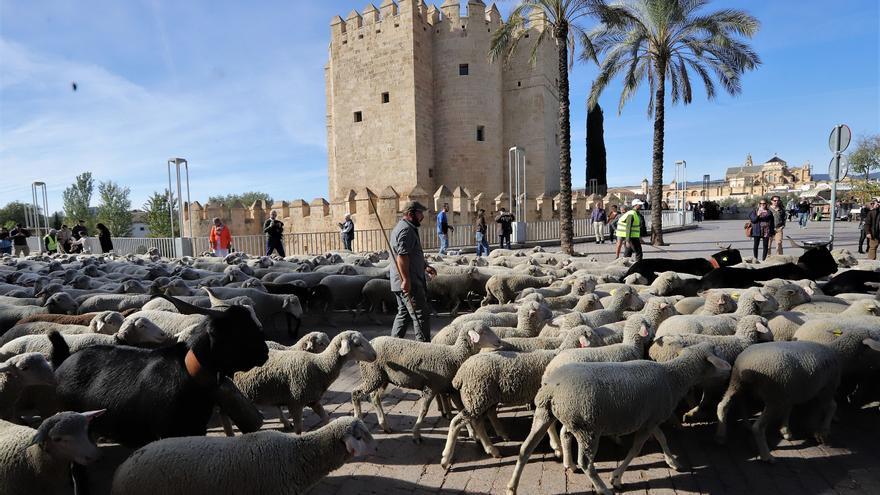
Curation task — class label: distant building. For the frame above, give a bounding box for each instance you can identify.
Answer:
[131,210,150,237]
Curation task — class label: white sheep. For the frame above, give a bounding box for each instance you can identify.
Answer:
[233,331,375,434]
[506,343,730,495]
[110,417,376,495]
[352,323,501,441]
[0,353,56,421]
[767,300,880,341]
[656,288,777,337]
[0,410,104,495]
[0,311,125,345]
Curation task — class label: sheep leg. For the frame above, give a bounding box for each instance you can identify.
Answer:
[505,405,554,495]
[447,394,477,439]
[471,414,501,458]
[715,384,739,444]
[277,406,295,431]
[371,387,392,433]
[435,394,451,418]
[815,397,837,445]
[440,412,469,470]
[560,425,574,469]
[310,402,330,426]
[779,410,794,440]
[653,427,685,471]
[610,427,653,490]
[572,430,608,495]
[219,413,235,437]
[546,420,563,459]
[486,407,510,442]
[751,403,785,463]
[412,389,436,443]
[289,403,305,435]
[449,298,461,317]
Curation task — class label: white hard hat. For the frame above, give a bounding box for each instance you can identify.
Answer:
[631,199,644,207]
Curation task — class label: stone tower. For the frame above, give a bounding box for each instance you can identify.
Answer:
[325,0,560,206]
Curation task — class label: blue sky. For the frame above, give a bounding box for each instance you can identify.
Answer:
[1,0,878,214]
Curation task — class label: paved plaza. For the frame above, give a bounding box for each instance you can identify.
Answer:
[86,219,879,495]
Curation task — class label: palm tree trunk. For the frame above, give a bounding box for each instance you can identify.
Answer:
[556,21,573,255]
[650,60,667,246]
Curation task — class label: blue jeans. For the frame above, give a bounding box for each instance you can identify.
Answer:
[438,233,448,254]
[476,232,490,256]
[798,212,808,227]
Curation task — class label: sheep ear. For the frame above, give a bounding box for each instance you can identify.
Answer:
[0,362,16,375]
[752,292,766,302]
[338,339,351,356]
[467,330,480,343]
[578,336,590,348]
[659,303,668,309]
[706,355,731,371]
[863,338,880,352]
[804,287,814,296]
[756,322,770,333]
[95,318,106,333]
[81,409,106,422]
[638,324,650,338]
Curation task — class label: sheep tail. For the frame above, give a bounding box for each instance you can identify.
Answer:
[48,330,70,369]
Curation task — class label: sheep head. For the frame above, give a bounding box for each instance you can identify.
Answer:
[30,411,105,466]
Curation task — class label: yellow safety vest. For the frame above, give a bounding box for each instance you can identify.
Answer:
[615,210,641,238]
[44,235,58,251]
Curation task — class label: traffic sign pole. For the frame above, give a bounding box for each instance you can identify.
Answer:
[827,124,852,250]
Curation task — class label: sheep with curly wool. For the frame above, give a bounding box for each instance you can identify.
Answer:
[761,283,813,310]
[587,298,680,344]
[793,318,880,376]
[440,327,595,468]
[0,317,170,361]
[0,311,125,345]
[540,278,597,310]
[233,331,375,434]
[352,323,501,441]
[551,286,643,331]
[0,353,56,422]
[674,291,737,316]
[433,301,551,344]
[0,410,104,495]
[767,299,880,341]
[265,331,331,352]
[715,332,880,462]
[110,416,376,495]
[490,325,596,353]
[656,288,778,337]
[506,343,730,495]
[482,274,553,305]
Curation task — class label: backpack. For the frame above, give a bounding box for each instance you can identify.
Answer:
[744,221,752,238]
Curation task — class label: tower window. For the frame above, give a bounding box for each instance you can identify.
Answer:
[428,168,434,178]
[459,64,469,76]
[517,81,521,87]
[381,92,390,103]
[358,34,364,39]
[476,126,485,142]
[353,111,363,123]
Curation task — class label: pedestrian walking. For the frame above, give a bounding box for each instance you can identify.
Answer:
[495,208,514,249]
[616,200,644,261]
[388,201,435,342]
[590,201,607,244]
[768,195,786,255]
[43,229,60,254]
[57,224,72,254]
[10,223,30,257]
[209,217,232,257]
[863,200,880,260]
[436,203,453,255]
[786,199,796,221]
[748,199,775,261]
[607,204,619,242]
[475,209,490,257]
[858,200,874,254]
[263,210,286,257]
[797,199,811,228]
[339,213,355,251]
[96,223,113,254]
[0,227,12,255]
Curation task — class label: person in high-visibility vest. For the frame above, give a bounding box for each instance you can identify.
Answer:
[615,199,644,261]
[43,229,60,254]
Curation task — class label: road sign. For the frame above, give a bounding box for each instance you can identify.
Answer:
[828,155,849,181]
[829,124,852,154]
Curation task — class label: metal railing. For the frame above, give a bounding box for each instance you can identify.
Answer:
[13,212,694,257]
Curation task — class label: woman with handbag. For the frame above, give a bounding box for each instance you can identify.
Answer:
[748,199,775,261]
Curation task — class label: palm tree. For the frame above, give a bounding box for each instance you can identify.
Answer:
[585,0,760,245]
[489,1,601,255]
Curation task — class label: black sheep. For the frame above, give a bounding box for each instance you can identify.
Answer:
[697,246,837,291]
[53,295,269,448]
[626,246,742,282]
[821,270,880,296]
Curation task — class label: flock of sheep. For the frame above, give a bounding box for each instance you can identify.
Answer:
[0,240,878,495]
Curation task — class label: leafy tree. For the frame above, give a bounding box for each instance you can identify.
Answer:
[586,0,761,245]
[489,0,602,255]
[586,102,607,195]
[849,134,880,181]
[97,181,133,237]
[0,201,28,229]
[62,172,95,229]
[50,211,64,230]
[208,191,273,208]
[144,190,178,238]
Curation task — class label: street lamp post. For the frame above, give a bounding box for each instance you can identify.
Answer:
[675,160,687,225]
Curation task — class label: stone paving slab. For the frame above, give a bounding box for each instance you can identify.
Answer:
[84,220,878,494]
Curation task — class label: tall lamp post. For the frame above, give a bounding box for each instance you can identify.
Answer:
[675,160,687,225]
